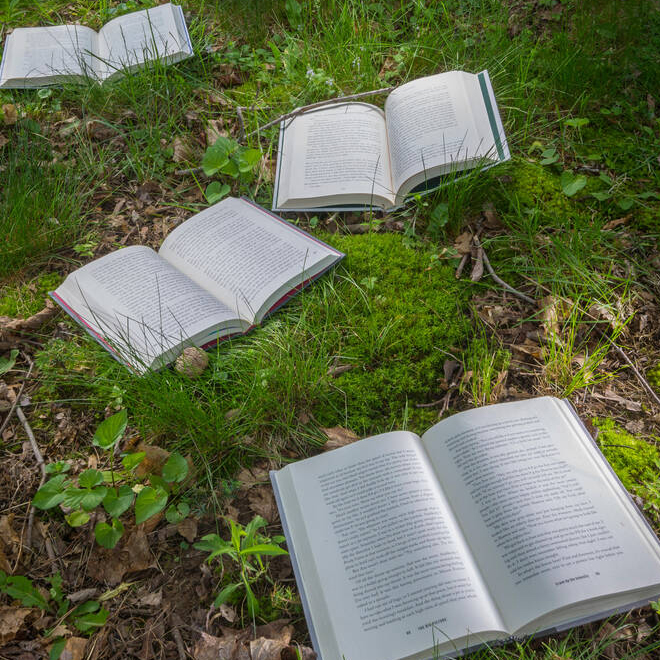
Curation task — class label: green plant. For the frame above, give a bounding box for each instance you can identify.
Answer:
[32,410,189,548]
[460,334,511,407]
[0,571,108,658]
[194,515,288,618]
[201,136,261,203]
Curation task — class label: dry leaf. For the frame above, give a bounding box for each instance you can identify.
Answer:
[482,202,501,229]
[236,464,269,489]
[138,590,162,608]
[0,134,8,148]
[206,119,227,145]
[453,232,472,255]
[86,119,118,141]
[193,630,240,660]
[135,443,171,477]
[218,603,236,623]
[281,647,317,660]
[250,637,289,660]
[327,363,355,377]
[602,216,630,231]
[171,136,194,163]
[470,247,484,281]
[58,636,88,660]
[321,426,359,451]
[88,529,153,585]
[247,486,278,523]
[443,359,461,383]
[176,517,198,542]
[2,104,17,125]
[0,607,31,644]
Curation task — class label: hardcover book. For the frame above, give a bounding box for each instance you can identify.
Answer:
[272,70,510,212]
[51,197,344,373]
[271,397,660,660]
[0,3,192,88]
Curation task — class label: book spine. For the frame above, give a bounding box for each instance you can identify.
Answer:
[175,4,193,54]
[271,120,287,212]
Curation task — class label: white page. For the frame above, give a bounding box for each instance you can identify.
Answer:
[274,103,395,209]
[0,25,97,85]
[276,432,504,660]
[97,3,184,78]
[422,397,660,633]
[53,246,241,371]
[159,198,341,323]
[385,71,492,197]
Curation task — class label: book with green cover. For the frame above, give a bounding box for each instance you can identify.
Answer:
[272,70,510,212]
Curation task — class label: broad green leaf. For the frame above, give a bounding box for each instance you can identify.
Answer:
[237,147,261,173]
[61,488,88,509]
[81,487,108,511]
[591,191,611,201]
[45,461,71,475]
[202,138,234,176]
[93,409,127,450]
[162,452,188,483]
[430,202,449,229]
[240,543,288,557]
[0,349,18,375]
[244,515,267,546]
[94,519,124,549]
[245,582,259,616]
[213,582,241,607]
[194,534,235,562]
[122,451,145,470]
[617,197,634,211]
[73,606,109,632]
[165,501,189,524]
[33,475,69,510]
[134,486,168,524]
[1,574,49,609]
[560,171,587,197]
[71,600,100,615]
[49,637,66,660]
[103,485,134,518]
[540,148,559,165]
[205,181,230,204]
[564,117,590,128]
[66,510,90,527]
[220,158,239,177]
[78,469,104,489]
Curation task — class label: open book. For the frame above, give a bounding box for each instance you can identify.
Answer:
[0,3,192,88]
[272,70,510,212]
[271,397,660,660]
[51,197,343,374]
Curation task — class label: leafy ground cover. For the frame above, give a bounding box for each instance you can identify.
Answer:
[1,0,660,658]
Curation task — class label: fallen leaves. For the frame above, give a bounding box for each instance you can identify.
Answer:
[87,529,154,585]
[321,426,359,451]
[0,606,32,644]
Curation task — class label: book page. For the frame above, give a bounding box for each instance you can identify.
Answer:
[422,397,660,633]
[0,26,97,86]
[53,246,243,371]
[274,432,505,660]
[97,3,185,78]
[274,103,396,210]
[159,198,342,323]
[385,71,494,197]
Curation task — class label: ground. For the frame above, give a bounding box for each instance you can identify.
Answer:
[1,1,660,659]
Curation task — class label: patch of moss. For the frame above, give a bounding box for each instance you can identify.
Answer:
[507,159,572,219]
[0,273,62,318]
[594,418,660,508]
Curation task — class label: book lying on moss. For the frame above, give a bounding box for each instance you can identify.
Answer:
[272,70,509,212]
[0,3,192,88]
[51,197,343,374]
[271,397,660,660]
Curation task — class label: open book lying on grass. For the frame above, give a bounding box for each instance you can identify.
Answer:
[51,197,344,374]
[271,397,660,660]
[272,70,510,212]
[0,3,192,88]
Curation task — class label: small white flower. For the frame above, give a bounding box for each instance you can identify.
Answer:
[306,68,314,79]
[326,78,334,86]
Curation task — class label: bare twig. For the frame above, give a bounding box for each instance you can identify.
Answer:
[236,106,246,143]
[174,165,206,177]
[17,405,46,550]
[476,239,536,305]
[172,624,187,660]
[0,354,33,438]
[454,253,469,279]
[243,86,395,141]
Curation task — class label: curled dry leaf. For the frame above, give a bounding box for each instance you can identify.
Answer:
[135,443,171,477]
[453,232,472,255]
[321,426,359,451]
[0,607,32,645]
[87,529,153,585]
[247,485,278,523]
[176,517,198,542]
[175,346,210,378]
[57,636,88,660]
[206,118,227,145]
[470,246,484,282]
[2,103,18,125]
[171,135,195,163]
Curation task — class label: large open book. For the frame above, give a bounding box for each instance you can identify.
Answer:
[0,3,192,88]
[271,397,660,660]
[272,70,509,212]
[51,197,343,374]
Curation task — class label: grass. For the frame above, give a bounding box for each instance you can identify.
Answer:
[2,0,660,655]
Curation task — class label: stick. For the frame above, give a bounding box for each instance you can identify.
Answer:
[17,405,46,550]
[174,165,205,177]
[236,106,246,143]
[243,86,395,141]
[0,356,33,437]
[476,240,536,305]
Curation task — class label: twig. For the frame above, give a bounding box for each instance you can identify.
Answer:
[17,405,46,550]
[172,624,187,660]
[454,253,469,279]
[476,239,536,305]
[0,355,33,438]
[243,86,395,141]
[236,106,246,143]
[174,165,206,177]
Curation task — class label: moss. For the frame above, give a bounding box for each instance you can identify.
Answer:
[594,418,659,499]
[0,272,62,318]
[507,159,573,219]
